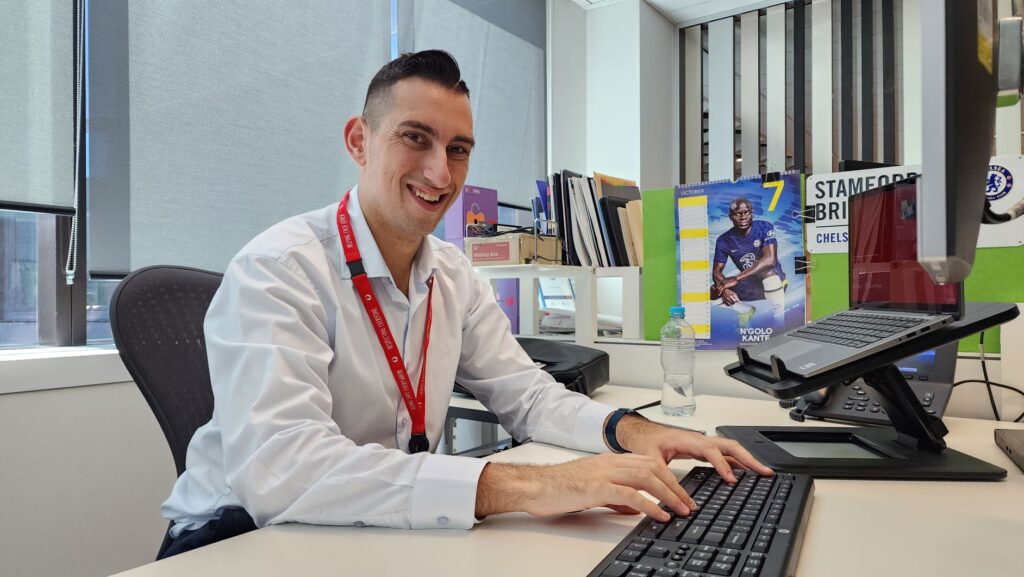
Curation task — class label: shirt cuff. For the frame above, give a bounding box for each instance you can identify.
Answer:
[409,453,488,529]
[573,401,617,454]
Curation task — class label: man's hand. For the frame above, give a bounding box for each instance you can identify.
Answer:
[475,453,696,522]
[474,417,773,523]
[721,288,740,306]
[716,276,739,292]
[614,415,773,484]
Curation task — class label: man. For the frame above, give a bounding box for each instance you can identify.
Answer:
[712,198,788,327]
[159,50,771,558]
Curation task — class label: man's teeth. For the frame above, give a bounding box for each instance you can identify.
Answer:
[413,189,442,202]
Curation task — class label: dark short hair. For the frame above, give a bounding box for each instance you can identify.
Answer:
[362,50,470,128]
[729,198,753,214]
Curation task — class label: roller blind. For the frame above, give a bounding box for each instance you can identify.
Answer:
[401,0,546,208]
[88,0,389,273]
[0,0,74,211]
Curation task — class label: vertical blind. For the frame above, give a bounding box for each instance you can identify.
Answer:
[401,0,546,208]
[0,0,74,211]
[88,0,389,273]
[680,0,1024,183]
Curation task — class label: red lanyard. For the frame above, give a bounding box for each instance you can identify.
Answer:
[337,191,434,454]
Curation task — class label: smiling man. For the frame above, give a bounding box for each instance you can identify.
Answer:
[158,50,771,559]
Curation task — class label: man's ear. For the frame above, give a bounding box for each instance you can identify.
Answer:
[344,116,369,166]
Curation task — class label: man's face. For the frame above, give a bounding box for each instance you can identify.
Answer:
[353,77,474,242]
[729,203,753,231]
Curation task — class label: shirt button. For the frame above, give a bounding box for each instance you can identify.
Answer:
[437,516,449,526]
[400,417,409,428]
[354,521,366,528]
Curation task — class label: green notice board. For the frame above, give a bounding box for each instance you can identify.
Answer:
[642,188,678,341]
[809,247,1024,353]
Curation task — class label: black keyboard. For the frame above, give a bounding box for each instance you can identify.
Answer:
[587,467,814,577]
[790,312,927,348]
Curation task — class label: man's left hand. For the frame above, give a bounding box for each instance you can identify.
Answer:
[716,277,739,292]
[614,415,773,484]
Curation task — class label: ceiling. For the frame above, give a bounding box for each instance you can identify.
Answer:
[571,0,783,26]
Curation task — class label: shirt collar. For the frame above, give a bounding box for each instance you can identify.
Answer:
[340,185,440,286]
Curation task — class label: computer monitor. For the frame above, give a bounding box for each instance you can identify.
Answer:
[918,0,999,284]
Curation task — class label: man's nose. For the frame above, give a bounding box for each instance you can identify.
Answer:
[422,145,452,189]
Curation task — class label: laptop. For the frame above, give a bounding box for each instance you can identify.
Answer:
[744,175,964,377]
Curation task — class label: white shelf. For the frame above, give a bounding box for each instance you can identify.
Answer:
[473,264,642,346]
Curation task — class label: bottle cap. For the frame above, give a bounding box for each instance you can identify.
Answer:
[670,305,685,316]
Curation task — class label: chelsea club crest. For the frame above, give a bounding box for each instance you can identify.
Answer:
[986,165,1014,202]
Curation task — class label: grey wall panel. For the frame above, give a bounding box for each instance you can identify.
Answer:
[766,5,786,173]
[811,0,833,174]
[708,18,735,181]
[684,26,703,183]
[902,0,921,164]
[996,0,1022,154]
[740,11,760,177]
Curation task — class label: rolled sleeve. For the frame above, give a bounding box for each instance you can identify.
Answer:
[410,454,489,529]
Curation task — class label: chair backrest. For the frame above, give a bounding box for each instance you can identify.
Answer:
[110,265,224,477]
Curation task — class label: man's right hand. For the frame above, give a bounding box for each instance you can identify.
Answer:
[474,453,696,522]
[721,288,740,306]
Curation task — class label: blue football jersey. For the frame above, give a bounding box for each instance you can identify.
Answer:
[714,220,786,301]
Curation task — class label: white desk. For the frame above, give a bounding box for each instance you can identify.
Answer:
[113,395,1024,577]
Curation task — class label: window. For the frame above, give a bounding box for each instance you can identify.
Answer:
[0,211,44,348]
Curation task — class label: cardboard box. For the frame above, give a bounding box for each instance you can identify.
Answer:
[465,233,562,267]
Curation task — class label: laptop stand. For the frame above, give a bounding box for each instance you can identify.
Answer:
[720,302,1019,480]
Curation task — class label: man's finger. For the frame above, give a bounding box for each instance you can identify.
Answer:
[701,448,737,483]
[604,503,642,515]
[607,485,669,521]
[612,467,690,517]
[717,439,774,476]
[643,454,697,511]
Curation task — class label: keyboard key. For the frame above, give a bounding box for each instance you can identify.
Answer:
[725,530,749,548]
[639,523,665,539]
[647,545,670,558]
[702,531,726,546]
[660,519,691,542]
[709,561,735,575]
[655,569,678,577]
[680,523,708,543]
[617,549,642,563]
[602,560,632,577]
[684,558,710,572]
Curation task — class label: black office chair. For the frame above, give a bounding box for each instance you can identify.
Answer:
[109,265,224,559]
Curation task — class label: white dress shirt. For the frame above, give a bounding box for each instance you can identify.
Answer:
[161,186,616,536]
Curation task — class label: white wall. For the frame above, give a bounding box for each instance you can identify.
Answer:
[586,0,642,181]
[0,381,175,577]
[547,0,588,174]
[639,0,678,189]
[576,0,676,188]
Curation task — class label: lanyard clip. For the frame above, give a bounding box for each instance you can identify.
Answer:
[408,433,430,454]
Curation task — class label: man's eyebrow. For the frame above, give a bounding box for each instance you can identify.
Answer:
[398,120,475,148]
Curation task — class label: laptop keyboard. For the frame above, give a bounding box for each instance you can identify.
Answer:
[790,312,927,348]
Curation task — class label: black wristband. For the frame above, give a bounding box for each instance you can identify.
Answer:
[604,408,641,453]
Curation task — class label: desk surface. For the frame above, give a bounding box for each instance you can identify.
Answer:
[448,383,660,416]
[114,395,1024,577]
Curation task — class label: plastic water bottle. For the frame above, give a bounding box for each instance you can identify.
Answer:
[661,306,696,416]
